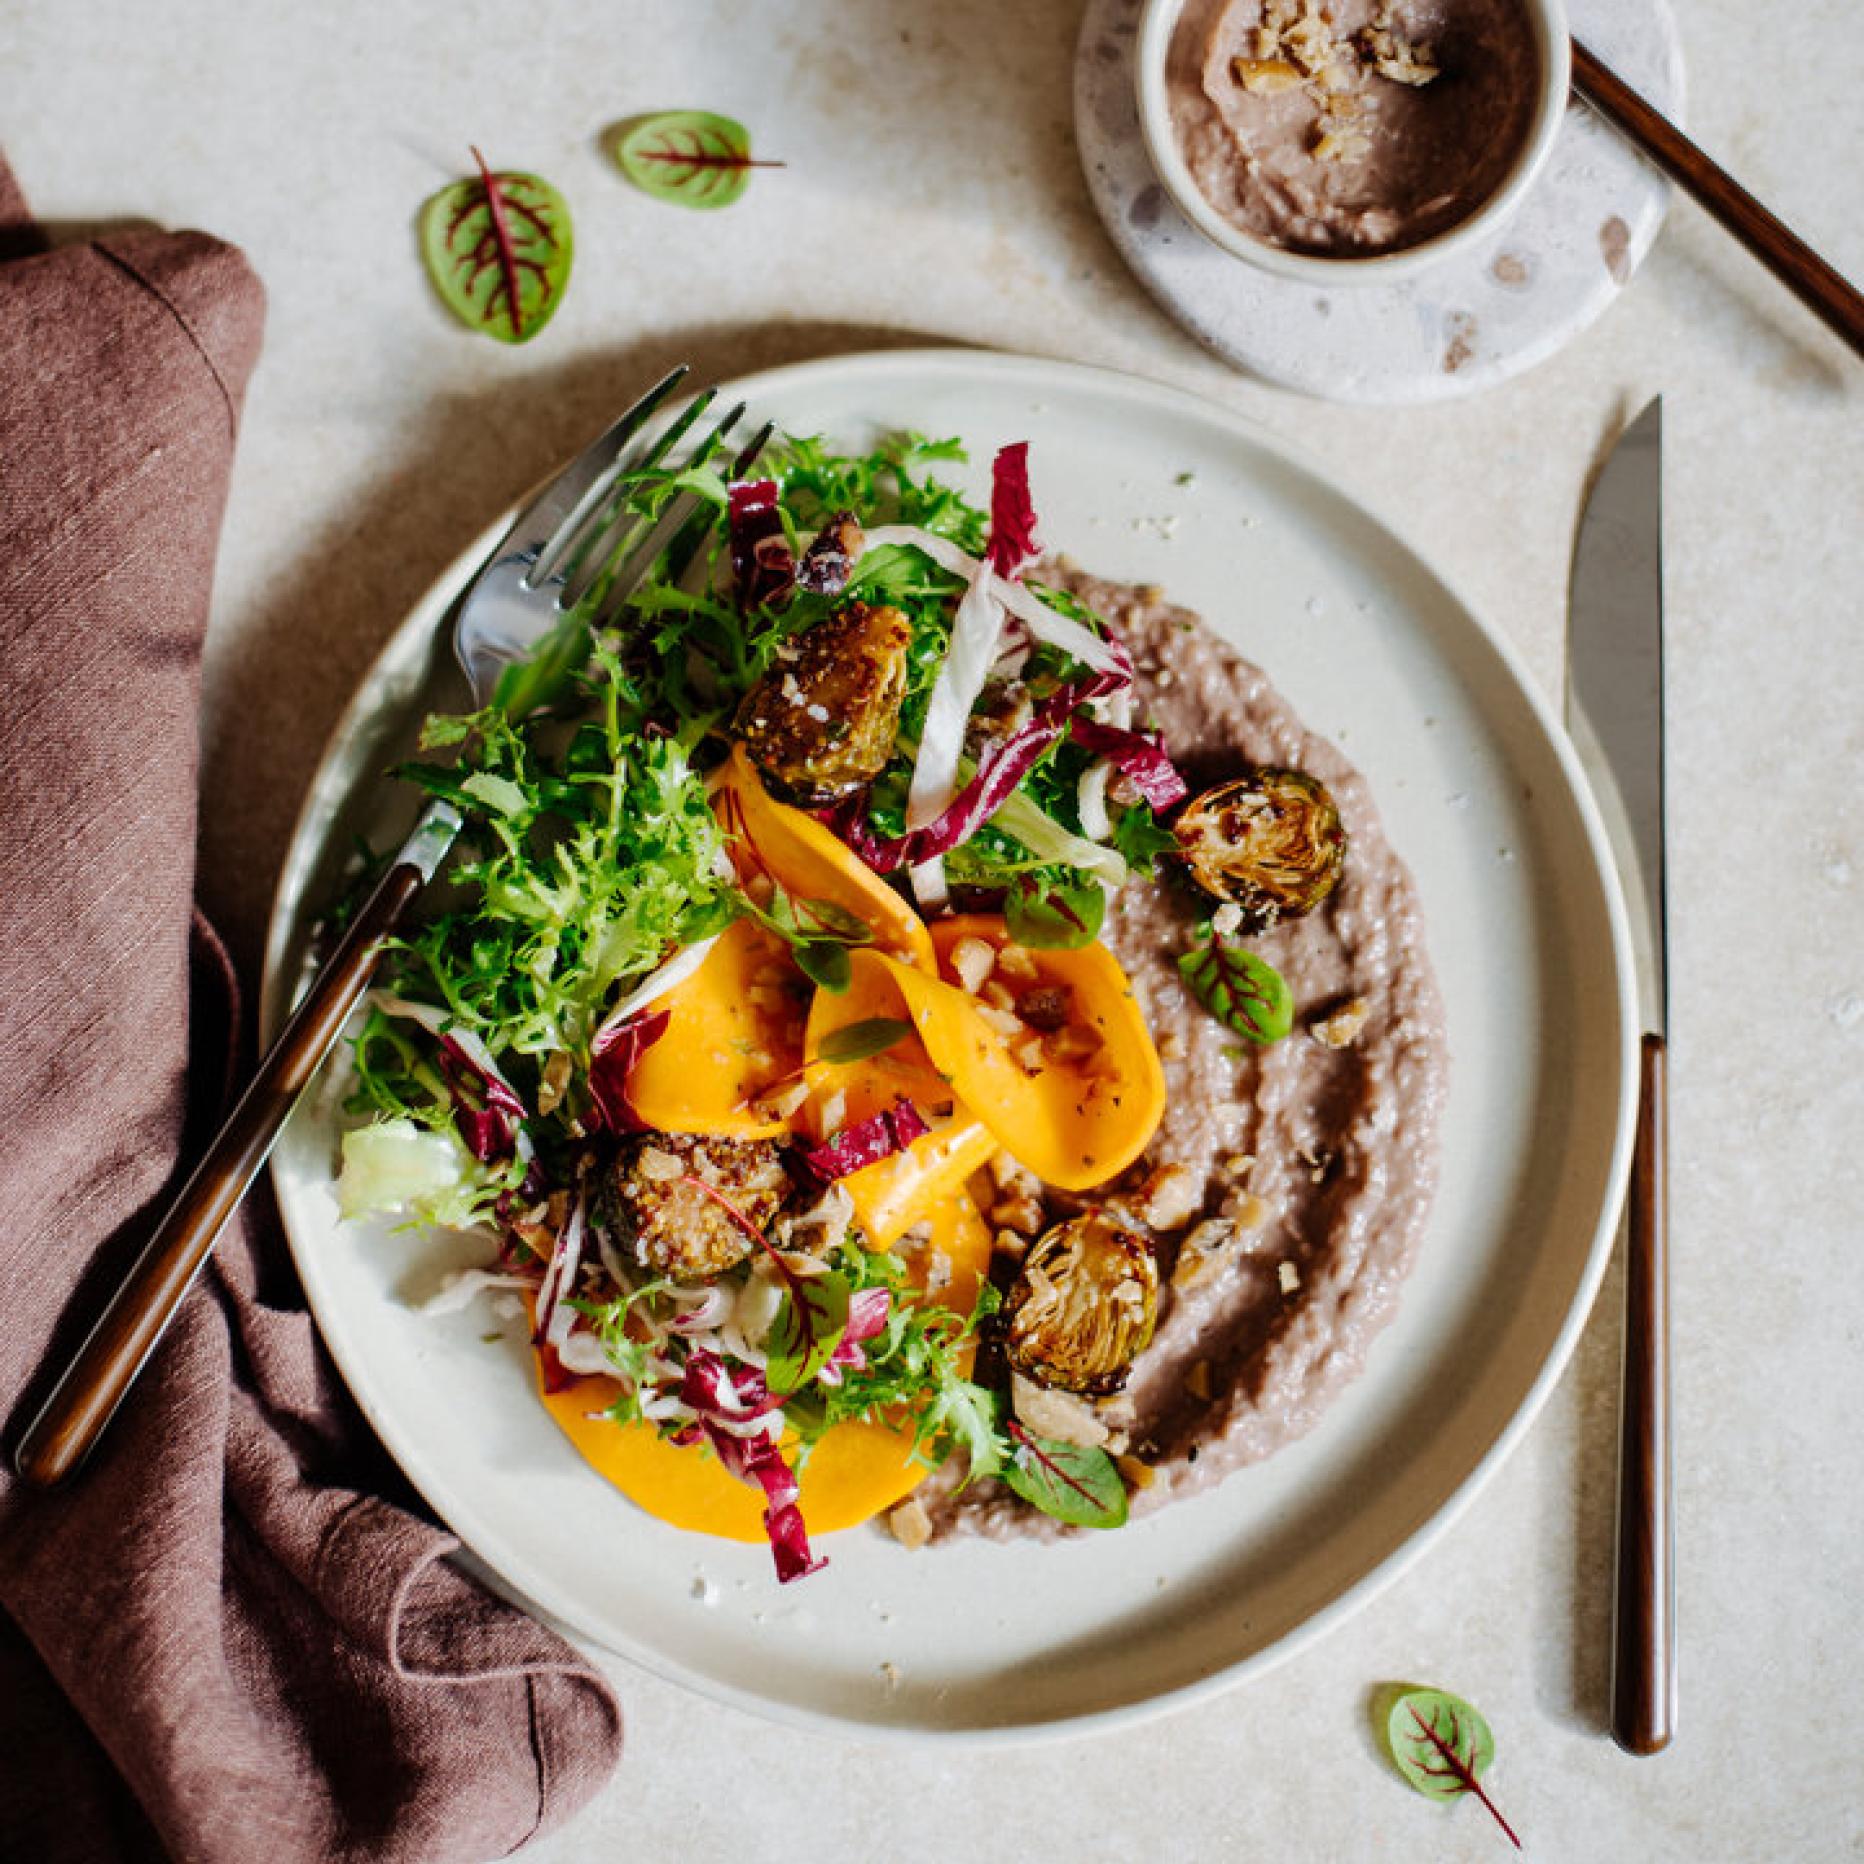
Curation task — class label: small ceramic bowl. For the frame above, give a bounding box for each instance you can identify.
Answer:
[1134,0,1571,286]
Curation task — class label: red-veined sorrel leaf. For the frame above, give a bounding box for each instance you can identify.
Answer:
[1000,1419,1128,1529]
[614,111,782,210]
[419,149,573,344]
[1386,1688,1521,1850]
[765,1269,851,1394]
[1178,939,1293,1045]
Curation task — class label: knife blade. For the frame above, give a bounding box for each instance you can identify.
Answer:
[1566,396,1674,1756]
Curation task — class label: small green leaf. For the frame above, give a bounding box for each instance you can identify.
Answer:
[419,149,572,344]
[793,939,853,994]
[765,1270,850,1393]
[793,896,876,944]
[1005,875,1106,950]
[460,770,530,818]
[1178,939,1293,1044]
[491,613,591,719]
[816,1016,916,1066]
[1001,1423,1128,1528]
[614,111,780,211]
[1386,1688,1521,1850]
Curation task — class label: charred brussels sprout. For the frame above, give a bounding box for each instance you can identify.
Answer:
[1174,768,1346,924]
[736,600,912,806]
[1004,1212,1158,1396]
[596,1132,790,1282]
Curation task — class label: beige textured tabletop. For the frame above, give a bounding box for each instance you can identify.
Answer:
[7,1,1861,1858]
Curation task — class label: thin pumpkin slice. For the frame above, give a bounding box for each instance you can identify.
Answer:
[624,916,804,1138]
[805,916,1164,1191]
[717,747,934,970]
[534,1189,993,1539]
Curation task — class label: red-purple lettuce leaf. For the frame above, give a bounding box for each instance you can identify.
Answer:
[987,442,1040,578]
[1067,715,1190,809]
[727,478,794,609]
[585,1008,671,1132]
[798,1100,929,1180]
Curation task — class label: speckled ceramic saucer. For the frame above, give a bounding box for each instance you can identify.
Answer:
[1076,0,1685,402]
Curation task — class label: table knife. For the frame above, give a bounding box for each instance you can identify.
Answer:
[1566,396,1674,1755]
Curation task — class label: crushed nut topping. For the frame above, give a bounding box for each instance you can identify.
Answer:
[1233,0,1439,162]
[1310,995,1372,1048]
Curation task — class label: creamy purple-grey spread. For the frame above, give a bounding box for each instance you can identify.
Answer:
[926,573,1448,1540]
[1168,0,1538,256]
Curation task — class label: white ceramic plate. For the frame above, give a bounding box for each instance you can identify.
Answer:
[263,349,1634,1741]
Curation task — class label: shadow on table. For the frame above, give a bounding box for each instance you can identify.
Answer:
[1551,1224,1626,1736]
[194,319,954,981]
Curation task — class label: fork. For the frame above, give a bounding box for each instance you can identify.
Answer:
[14,367,767,1487]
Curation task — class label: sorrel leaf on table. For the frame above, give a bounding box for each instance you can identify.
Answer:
[1000,1420,1128,1529]
[614,111,782,210]
[419,149,573,344]
[1178,939,1293,1045]
[765,1269,851,1393]
[1385,1688,1522,1851]
[1006,873,1106,950]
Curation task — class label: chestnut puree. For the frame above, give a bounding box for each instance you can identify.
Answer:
[927,574,1448,1540]
[1168,0,1539,256]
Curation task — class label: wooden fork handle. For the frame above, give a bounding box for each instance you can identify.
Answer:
[12,858,425,1488]
[1572,40,1864,359]
[1612,1031,1675,1753]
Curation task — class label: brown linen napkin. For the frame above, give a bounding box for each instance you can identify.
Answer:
[0,156,622,1862]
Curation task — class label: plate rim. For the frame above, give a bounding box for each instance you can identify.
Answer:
[262,345,1637,1743]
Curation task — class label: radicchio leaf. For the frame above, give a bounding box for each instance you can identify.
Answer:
[419,150,573,344]
[813,1017,916,1068]
[798,1099,930,1180]
[1001,1419,1128,1528]
[368,993,531,1159]
[1066,715,1190,810]
[585,1008,671,1132]
[987,441,1040,578]
[1385,1689,1521,1850]
[433,1038,527,1161]
[727,478,795,609]
[531,1195,587,1357]
[1178,940,1294,1045]
[817,1285,892,1387]
[679,1347,778,1423]
[839,668,1129,875]
[705,1419,824,1582]
[614,111,783,211]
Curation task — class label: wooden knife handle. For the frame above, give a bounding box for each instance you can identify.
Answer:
[1571,41,1864,360]
[1612,1031,1675,1753]
[12,859,425,1488]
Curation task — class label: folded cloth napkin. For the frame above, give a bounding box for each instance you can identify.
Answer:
[0,155,622,1862]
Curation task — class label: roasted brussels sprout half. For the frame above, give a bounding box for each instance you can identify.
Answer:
[596,1132,790,1281]
[1174,767,1346,924]
[1004,1212,1158,1396]
[736,600,912,806]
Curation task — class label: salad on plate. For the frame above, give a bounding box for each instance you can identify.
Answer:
[334,430,1446,1581]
